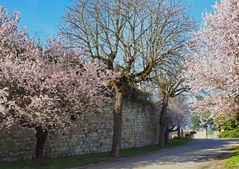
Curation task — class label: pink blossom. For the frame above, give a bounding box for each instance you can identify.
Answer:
[0,6,116,131]
[184,0,239,119]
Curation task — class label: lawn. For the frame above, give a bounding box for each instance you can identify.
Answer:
[0,138,189,169]
[224,146,239,169]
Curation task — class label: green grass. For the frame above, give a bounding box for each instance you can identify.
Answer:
[0,138,190,169]
[121,138,189,157]
[224,146,239,169]
[0,152,111,169]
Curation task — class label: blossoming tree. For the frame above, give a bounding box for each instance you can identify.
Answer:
[164,96,190,142]
[0,6,113,162]
[185,0,239,119]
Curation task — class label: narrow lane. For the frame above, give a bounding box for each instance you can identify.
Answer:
[84,139,239,169]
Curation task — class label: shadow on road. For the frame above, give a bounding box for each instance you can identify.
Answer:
[86,139,239,169]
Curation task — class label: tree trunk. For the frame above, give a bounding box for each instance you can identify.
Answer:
[111,83,124,157]
[159,125,166,146]
[177,127,181,138]
[165,128,169,144]
[205,125,208,139]
[159,101,168,146]
[35,126,48,164]
[181,129,184,138]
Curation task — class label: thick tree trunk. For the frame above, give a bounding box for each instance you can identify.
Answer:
[111,83,124,157]
[159,101,168,146]
[159,126,166,146]
[35,126,48,164]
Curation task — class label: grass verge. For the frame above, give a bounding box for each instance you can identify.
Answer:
[0,138,190,169]
[224,146,239,169]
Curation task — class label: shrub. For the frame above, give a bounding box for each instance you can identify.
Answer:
[124,83,153,105]
[218,127,239,138]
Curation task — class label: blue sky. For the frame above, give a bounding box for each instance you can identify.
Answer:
[0,0,216,39]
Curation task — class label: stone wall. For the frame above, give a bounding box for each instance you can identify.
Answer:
[0,100,159,162]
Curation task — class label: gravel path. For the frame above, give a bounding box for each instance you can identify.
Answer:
[81,139,239,169]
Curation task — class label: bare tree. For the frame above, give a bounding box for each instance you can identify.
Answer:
[61,0,192,157]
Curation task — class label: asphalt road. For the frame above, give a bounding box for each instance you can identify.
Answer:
[83,139,239,169]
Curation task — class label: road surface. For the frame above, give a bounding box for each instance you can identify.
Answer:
[81,139,239,169]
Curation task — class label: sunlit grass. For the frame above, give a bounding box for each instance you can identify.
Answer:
[224,146,239,169]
